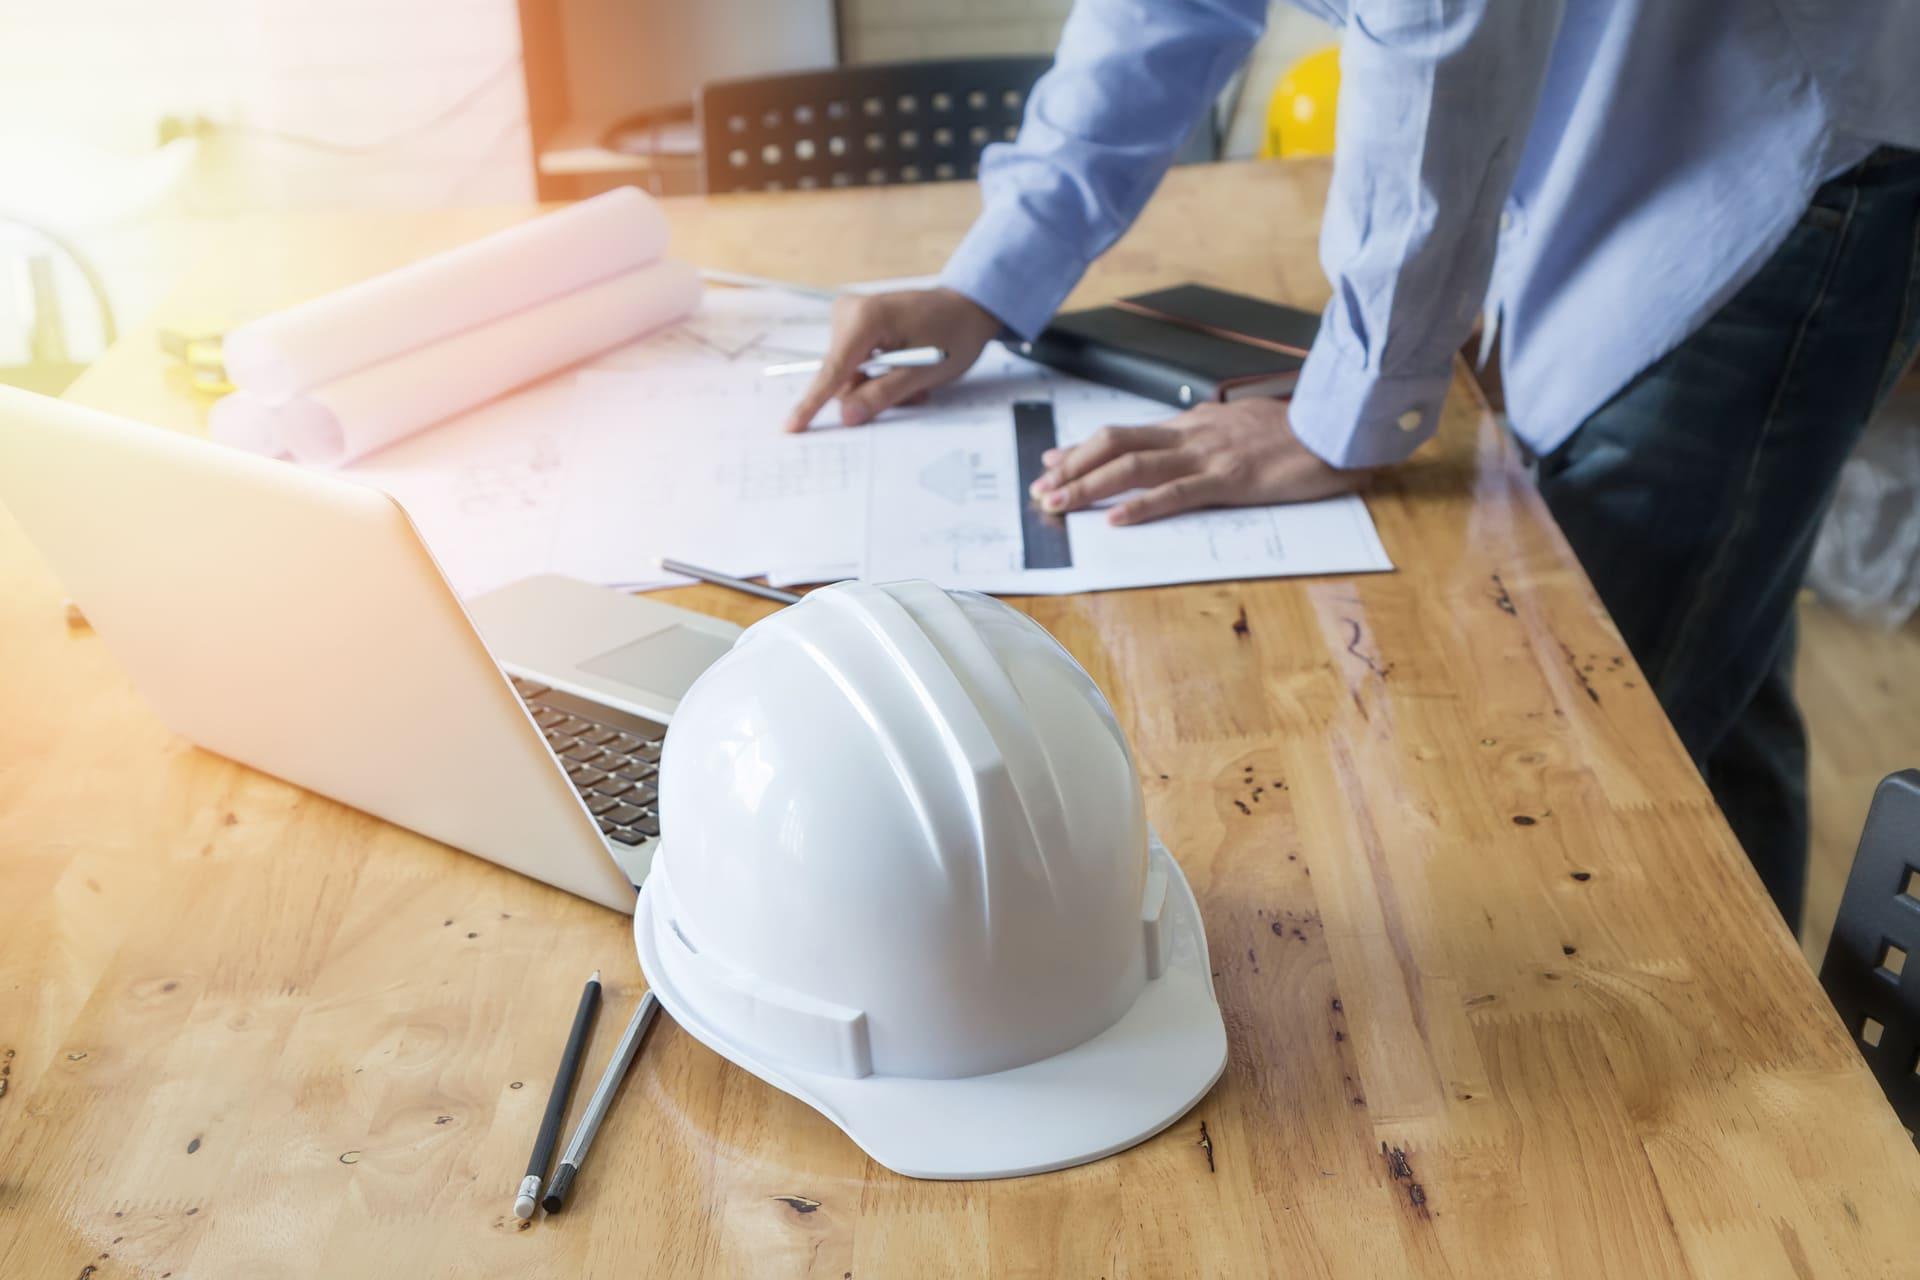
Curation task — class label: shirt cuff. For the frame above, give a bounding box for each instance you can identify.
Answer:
[938,198,1094,341]
[1288,346,1452,470]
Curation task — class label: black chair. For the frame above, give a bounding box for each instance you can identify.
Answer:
[1819,768,1920,1141]
[700,58,1217,195]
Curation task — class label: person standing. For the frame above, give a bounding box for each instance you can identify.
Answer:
[784,0,1920,929]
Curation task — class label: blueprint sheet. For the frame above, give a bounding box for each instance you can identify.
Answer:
[351,285,842,596]
[855,347,1392,594]
[348,285,1392,598]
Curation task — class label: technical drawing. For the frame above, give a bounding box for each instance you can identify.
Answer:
[915,521,1022,576]
[917,448,1002,505]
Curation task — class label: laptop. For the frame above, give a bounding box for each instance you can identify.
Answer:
[0,385,743,912]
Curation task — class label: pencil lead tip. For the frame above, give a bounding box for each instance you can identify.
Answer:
[590,969,601,983]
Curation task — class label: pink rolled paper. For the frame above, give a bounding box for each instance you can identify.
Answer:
[211,258,701,467]
[208,389,287,457]
[221,186,672,404]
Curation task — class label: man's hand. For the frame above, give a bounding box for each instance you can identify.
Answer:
[784,287,1002,432]
[1028,398,1369,525]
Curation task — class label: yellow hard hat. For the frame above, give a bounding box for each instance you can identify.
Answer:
[1261,45,1340,159]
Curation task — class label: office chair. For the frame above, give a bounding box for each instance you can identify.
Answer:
[1819,769,1920,1142]
[700,58,1217,195]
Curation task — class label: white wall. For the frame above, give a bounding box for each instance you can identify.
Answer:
[0,0,534,365]
[0,0,1336,367]
[0,0,533,210]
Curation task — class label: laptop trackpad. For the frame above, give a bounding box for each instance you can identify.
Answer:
[578,626,733,699]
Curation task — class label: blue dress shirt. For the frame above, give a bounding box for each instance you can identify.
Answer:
[939,0,1920,468]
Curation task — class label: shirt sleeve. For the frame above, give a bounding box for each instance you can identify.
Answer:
[1289,0,1563,468]
[938,0,1268,340]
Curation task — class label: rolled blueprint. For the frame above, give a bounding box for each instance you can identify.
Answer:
[208,389,287,457]
[212,257,701,467]
[221,186,671,403]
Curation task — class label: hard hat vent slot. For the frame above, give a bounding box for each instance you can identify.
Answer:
[1141,864,1172,981]
[652,862,876,1079]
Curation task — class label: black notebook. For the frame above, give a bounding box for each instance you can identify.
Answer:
[1015,283,1320,408]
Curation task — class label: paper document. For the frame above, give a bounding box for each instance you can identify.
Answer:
[552,367,866,588]
[336,285,844,596]
[347,377,580,597]
[340,282,1392,598]
[622,285,837,374]
[550,342,1391,595]
[850,347,1391,592]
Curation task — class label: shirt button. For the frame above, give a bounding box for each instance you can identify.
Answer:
[1499,210,1515,233]
[1397,409,1423,432]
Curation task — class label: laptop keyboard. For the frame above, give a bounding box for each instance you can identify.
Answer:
[509,675,664,852]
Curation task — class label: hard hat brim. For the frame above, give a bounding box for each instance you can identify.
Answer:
[634,833,1228,1181]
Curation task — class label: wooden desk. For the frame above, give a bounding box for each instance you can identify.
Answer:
[2,161,1914,1277]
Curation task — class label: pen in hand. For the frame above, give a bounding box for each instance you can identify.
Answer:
[763,346,946,378]
[780,287,1000,432]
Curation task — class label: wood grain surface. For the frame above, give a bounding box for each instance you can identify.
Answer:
[2,161,1915,1278]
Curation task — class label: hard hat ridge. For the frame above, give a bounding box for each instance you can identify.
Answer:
[829,581,1075,916]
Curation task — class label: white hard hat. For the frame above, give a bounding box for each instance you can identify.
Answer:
[633,579,1225,1180]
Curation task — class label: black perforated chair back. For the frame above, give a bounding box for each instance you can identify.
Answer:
[1819,769,1920,1142]
[700,58,1050,194]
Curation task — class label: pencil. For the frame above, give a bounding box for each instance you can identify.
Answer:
[541,990,663,1213]
[514,969,602,1220]
[659,557,804,605]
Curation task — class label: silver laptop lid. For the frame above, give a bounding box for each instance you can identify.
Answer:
[0,386,637,911]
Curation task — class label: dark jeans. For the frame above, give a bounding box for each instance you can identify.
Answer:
[1537,146,1920,932]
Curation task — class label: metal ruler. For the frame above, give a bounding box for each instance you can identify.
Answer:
[1012,400,1073,571]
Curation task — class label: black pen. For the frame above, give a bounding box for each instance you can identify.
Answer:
[515,969,602,1220]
